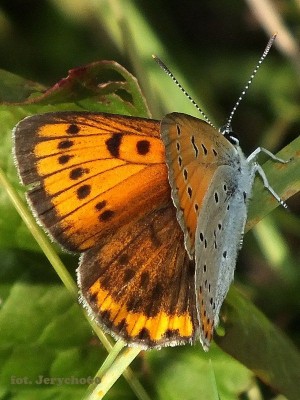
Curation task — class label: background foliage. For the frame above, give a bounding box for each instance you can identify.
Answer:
[0,1,299,399]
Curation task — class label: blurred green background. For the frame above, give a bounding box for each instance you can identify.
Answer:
[0,1,299,399]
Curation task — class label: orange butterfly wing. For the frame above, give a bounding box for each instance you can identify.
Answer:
[79,205,197,348]
[14,112,170,251]
[14,111,199,348]
[161,112,231,258]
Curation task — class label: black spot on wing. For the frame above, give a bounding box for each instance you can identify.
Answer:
[191,136,199,157]
[201,144,208,155]
[66,124,80,134]
[58,140,73,149]
[106,133,123,157]
[99,209,115,221]
[77,184,91,199]
[183,169,188,180]
[70,167,89,180]
[95,200,107,210]
[58,154,73,164]
[136,140,150,155]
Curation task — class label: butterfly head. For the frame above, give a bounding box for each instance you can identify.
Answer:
[219,123,240,146]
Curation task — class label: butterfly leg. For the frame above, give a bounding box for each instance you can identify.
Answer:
[247,147,289,164]
[253,163,288,208]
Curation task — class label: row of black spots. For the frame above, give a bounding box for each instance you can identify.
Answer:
[99,209,115,222]
[66,124,80,135]
[100,310,118,332]
[58,154,74,165]
[204,279,211,293]
[119,253,130,265]
[99,273,112,289]
[95,200,106,210]
[178,155,182,167]
[176,141,180,152]
[222,250,227,259]
[163,328,179,341]
[123,268,135,283]
[183,168,188,181]
[191,136,199,158]
[58,139,74,150]
[187,186,192,199]
[199,232,207,249]
[94,199,115,222]
[105,132,123,158]
[209,297,216,310]
[126,296,141,312]
[115,317,128,335]
[136,140,150,155]
[152,282,163,299]
[77,184,91,200]
[87,291,97,305]
[201,143,208,156]
[176,124,181,136]
[69,167,90,180]
[243,191,247,203]
[200,143,218,158]
[194,203,199,213]
[213,229,218,250]
[140,271,150,288]
[136,327,152,341]
[214,192,219,204]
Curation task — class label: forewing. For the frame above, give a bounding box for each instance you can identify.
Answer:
[161,112,232,257]
[14,112,169,252]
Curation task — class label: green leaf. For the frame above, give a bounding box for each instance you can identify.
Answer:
[147,345,252,400]
[0,250,112,400]
[215,287,300,400]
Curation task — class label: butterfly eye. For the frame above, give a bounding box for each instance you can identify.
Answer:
[219,124,240,146]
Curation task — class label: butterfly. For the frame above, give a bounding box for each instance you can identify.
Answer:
[13,34,287,351]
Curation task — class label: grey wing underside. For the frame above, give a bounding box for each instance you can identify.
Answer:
[194,165,249,350]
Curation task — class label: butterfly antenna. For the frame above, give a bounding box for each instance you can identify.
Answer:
[225,33,277,132]
[152,54,216,129]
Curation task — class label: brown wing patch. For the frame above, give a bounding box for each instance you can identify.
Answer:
[79,204,198,348]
